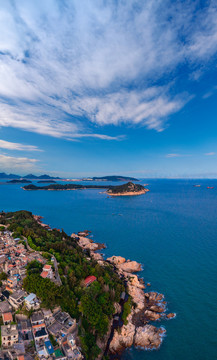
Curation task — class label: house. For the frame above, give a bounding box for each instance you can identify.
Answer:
[7,277,18,289]
[17,319,33,343]
[9,290,26,309]
[30,311,44,326]
[62,335,83,360]
[40,264,53,279]
[24,293,40,310]
[0,254,6,265]
[1,325,18,348]
[44,340,54,356]
[84,275,96,287]
[2,312,13,325]
[0,301,12,315]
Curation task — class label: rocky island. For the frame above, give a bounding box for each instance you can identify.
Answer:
[107,182,149,196]
[23,181,149,197]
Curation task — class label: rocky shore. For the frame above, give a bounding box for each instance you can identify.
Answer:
[74,235,175,357]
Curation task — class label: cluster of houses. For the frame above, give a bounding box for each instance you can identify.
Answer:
[0,228,83,360]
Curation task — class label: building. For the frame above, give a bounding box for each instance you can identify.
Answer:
[0,301,12,315]
[17,319,33,343]
[7,277,18,289]
[9,290,26,309]
[44,340,54,356]
[1,325,18,348]
[2,312,13,325]
[40,264,53,279]
[30,311,44,326]
[84,275,96,287]
[24,293,40,310]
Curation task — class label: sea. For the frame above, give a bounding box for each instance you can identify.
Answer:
[0,179,217,360]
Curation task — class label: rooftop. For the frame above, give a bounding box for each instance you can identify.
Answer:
[2,312,13,322]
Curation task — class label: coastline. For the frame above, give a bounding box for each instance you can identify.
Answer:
[73,231,175,357]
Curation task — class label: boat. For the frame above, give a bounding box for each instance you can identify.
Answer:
[193,185,201,187]
[207,187,214,189]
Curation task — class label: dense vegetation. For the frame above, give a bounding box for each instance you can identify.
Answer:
[0,210,125,359]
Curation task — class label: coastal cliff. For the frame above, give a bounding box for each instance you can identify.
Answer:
[74,238,175,357]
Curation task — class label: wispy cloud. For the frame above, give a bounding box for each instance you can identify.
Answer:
[0,139,41,151]
[0,1,217,138]
[166,153,182,158]
[204,152,215,156]
[0,154,38,172]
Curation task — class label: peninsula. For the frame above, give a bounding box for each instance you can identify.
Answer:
[0,210,175,360]
[23,182,149,196]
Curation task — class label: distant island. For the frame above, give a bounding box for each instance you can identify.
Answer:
[7,179,32,184]
[23,181,149,196]
[37,180,57,183]
[0,172,61,180]
[83,175,139,182]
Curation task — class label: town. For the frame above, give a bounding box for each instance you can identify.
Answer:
[0,226,83,360]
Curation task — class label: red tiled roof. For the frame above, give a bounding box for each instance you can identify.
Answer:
[40,271,48,278]
[2,312,13,322]
[43,264,51,271]
[18,355,24,360]
[84,275,97,286]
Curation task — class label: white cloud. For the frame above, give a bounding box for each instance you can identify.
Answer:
[0,139,41,151]
[205,152,215,156]
[166,153,182,158]
[0,154,38,172]
[0,1,217,138]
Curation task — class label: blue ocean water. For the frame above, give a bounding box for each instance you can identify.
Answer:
[0,179,217,360]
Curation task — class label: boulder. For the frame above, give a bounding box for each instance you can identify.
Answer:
[149,305,165,313]
[107,255,126,265]
[109,315,135,353]
[144,310,161,321]
[166,313,176,319]
[134,325,166,350]
[118,260,142,273]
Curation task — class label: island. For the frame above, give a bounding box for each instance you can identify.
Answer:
[7,179,32,184]
[107,182,149,196]
[0,210,175,360]
[91,175,139,182]
[22,182,149,197]
[37,180,57,183]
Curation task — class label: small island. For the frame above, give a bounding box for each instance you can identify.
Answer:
[37,180,57,183]
[107,182,149,196]
[23,182,149,196]
[91,175,139,182]
[7,179,32,184]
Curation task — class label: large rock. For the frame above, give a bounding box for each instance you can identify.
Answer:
[144,310,161,321]
[149,305,165,313]
[118,260,142,273]
[166,313,176,319]
[134,325,166,350]
[109,314,135,353]
[107,255,126,265]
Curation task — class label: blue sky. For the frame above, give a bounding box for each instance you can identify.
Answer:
[1,0,217,178]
